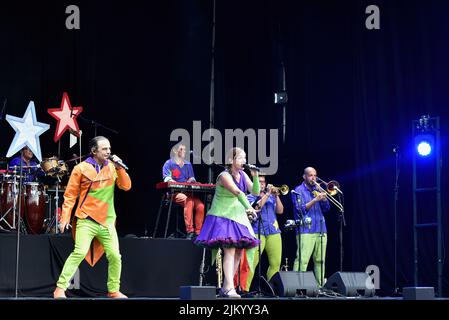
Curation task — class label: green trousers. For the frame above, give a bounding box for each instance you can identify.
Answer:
[246,233,282,290]
[56,218,122,292]
[293,233,327,286]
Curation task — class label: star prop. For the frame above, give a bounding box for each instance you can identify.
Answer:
[70,129,82,148]
[6,101,50,162]
[47,92,83,142]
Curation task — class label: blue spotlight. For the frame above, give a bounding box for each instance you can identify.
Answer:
[417,141,432,156]
[414,133,434,157]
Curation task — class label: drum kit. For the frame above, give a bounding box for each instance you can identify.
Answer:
[0,156,70,234]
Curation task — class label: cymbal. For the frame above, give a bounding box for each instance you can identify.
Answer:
[65,154,88,163]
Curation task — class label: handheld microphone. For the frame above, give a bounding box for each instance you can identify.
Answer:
[247,211,258,223]
[243,163,260,172]
[108,155,129,170]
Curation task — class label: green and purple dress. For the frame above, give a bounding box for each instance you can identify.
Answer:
[195,170,260,249]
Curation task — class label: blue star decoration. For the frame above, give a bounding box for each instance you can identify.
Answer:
[6,101,50,162]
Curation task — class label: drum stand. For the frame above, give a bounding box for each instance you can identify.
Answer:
[0,167,27,234]
[45,174,62,234]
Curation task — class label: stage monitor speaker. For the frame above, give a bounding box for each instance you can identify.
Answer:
[269,271,319,297]
[179,286,216,300]
[403,287,434,300]
[324,272,375,297]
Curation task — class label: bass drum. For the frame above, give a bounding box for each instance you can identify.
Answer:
[24,182,46,234]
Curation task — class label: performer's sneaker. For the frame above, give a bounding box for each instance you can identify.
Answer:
[107,291,128,299]
[53,287,67,299]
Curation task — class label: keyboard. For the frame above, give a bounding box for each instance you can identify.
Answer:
[156,181,216,193]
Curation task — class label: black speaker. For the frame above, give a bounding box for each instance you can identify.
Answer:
[269,271,319,297]
[403,287,435,300]
[179,286,216,300]
[324,272,375,297]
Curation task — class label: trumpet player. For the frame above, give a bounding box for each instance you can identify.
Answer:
[237,174,284,292]
[291,167,330,286]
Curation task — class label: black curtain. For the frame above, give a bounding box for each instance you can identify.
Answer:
[1,0,448,296]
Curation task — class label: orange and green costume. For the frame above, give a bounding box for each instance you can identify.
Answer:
[56,158,131,293]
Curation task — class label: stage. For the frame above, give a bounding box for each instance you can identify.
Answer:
[0,233,208,298]
[1,233,446,304]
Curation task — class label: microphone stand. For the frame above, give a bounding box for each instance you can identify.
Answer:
[0,98,7,122]
[393,146,400,295]
[246,205,265,297]
[320,212,324,287]
[54,173,61,234]
[14,150,25,298]
[253,211,266,296]
[292,191,305,274]
[337,193,346,272]
[246,194,274,297]
[77,115,119,136]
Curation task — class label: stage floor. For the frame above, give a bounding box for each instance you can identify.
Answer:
[1,233,445,302]
[0,233,208,298]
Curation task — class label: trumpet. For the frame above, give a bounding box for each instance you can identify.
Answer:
[313,178,344,212]
[267,184,289,195]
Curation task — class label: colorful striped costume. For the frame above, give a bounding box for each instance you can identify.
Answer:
[56,158,131,293]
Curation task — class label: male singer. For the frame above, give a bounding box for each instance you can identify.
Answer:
[53,136,131,298]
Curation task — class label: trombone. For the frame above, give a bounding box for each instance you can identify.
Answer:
[313,178,344,212]
[317,177,343,196]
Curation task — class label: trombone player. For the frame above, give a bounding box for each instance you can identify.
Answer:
[291,167,330,286]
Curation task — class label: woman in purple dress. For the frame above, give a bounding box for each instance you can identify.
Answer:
[195,147,260,298]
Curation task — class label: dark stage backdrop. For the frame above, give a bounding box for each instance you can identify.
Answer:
[1,0,448,296]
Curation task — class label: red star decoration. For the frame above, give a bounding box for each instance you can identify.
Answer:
[47,92,83,142]
[172,168,181,179]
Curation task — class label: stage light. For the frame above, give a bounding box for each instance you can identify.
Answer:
[414,134,434,157]
[414,115,436,158]
[417,141,432,156]
[411,115,443,297]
